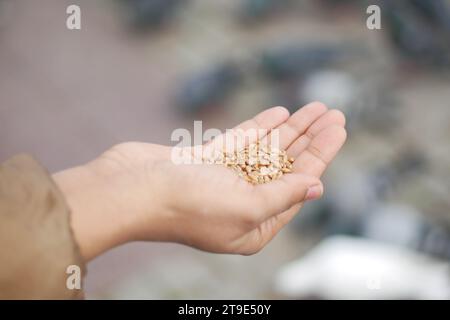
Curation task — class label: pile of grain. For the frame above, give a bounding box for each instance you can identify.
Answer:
[204,142,294,184]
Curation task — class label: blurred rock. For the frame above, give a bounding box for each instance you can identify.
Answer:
[175,62,242,115]
[123,0,185,32]
[362,204,425,248]
[410,0,450,31]
[238,0,293,24]
[420,223,450,260]
[381,0,450,67]
[260,44,347,80]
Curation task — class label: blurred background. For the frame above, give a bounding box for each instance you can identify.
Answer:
[1,0,450,299]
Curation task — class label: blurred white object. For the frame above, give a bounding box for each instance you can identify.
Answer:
[299,70,357,114]
[274,236,450,299]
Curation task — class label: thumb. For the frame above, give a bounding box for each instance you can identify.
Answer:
[252,173,323,221]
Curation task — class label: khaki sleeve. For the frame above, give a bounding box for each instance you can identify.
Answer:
[0,154,86,299]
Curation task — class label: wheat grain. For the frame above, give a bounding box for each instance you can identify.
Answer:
[204,142,294,185]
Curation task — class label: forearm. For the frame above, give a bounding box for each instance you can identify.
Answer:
[52,163,134,261]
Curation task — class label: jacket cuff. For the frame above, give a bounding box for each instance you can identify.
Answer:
[0,154,86,299]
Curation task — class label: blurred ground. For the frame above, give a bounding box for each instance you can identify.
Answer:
[1,0,449,299]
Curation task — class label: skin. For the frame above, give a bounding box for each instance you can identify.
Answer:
[53,102,346,262]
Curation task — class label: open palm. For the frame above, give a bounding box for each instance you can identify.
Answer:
[99,102,346,255]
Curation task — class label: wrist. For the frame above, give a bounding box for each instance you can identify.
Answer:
[91,143,178,244]
[53,142,175,261]
[53,160,136,261]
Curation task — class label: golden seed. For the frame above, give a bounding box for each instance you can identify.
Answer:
[206,142,293,185]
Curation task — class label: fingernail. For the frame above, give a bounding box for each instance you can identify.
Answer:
[305,185,323,201]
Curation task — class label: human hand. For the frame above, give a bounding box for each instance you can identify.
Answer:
[54,102,346,261]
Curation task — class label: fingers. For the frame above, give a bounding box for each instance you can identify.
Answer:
[264,102,328,150]
[259,122,347,237]
[209,106,289,150]
[234,106,289,132]
[250,173,323,223]
[293,125,347,178]
[250,111,347,247]
[275,110,346,224]
[287,109,346,158]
